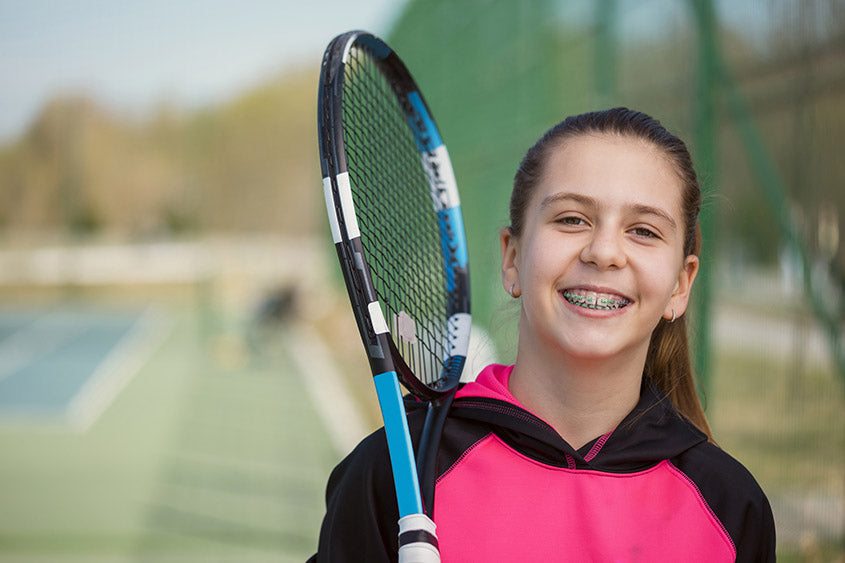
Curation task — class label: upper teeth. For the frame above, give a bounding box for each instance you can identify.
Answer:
[563,290,630,310]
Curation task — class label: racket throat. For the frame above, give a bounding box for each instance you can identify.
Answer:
[416,394,455,517]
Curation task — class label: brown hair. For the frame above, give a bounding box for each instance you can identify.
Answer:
[510,107,712,439]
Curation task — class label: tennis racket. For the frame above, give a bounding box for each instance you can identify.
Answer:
[317,30,470,562]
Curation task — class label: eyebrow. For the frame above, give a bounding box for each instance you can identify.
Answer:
[539,191,678,231]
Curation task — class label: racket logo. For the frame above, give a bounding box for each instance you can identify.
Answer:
[395,311,418,344]
[421,152,454,212]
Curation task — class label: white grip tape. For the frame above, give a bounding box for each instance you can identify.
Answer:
[398,514,440,563]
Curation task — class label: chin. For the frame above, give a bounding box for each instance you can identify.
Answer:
[556,332,647,364]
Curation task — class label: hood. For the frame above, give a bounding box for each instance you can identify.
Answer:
[450,364,707,472]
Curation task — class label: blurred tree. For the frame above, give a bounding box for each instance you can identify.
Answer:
[0,69,321,239]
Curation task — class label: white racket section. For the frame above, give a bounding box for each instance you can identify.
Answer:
[323,172,360,242]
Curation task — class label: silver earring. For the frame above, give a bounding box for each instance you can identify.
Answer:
[509,283,516,298]
[670,309,676,323]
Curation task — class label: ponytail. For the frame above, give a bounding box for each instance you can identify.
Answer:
[644,223,713,440]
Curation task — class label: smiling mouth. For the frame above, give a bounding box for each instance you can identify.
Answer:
[562,290,631,310]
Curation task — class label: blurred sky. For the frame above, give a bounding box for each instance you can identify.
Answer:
[0,0,405,142]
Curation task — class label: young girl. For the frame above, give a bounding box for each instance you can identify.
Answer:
[311,108,776,562]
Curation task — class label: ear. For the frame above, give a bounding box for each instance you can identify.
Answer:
[665,254,699,320]
[500,227,521,297]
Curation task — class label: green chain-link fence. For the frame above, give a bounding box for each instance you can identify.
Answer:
[388,1,845,558]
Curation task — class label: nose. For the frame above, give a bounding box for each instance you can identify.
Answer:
[579,225,627,270]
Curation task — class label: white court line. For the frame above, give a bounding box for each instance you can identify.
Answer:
[66,307,173,432]
[283,322,499,458]
[0,311,81,382]
[283,324,370,458]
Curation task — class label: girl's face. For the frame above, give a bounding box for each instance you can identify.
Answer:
[501,133,699,364]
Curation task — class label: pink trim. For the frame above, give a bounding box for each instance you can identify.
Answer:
[564,453,577,469]
[584,430,614,462]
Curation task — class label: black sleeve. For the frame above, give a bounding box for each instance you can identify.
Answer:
[674,442,776,563]
[310,428,400,563]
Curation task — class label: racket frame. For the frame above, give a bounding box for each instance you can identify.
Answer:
[317,29,470,534]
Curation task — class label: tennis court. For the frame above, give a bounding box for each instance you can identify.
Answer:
[0,306,169,430]
[0,244,842,562]
[0,241,365,562]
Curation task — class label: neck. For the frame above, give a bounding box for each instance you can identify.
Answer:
[509,343,646,451]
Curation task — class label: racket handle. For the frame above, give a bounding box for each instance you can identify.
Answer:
[398,513,440,562]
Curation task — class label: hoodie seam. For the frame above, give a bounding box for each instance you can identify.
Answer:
[455,399,550,427]
[583,429,614,462]
[666,460,737,557]
[435,432,493,485]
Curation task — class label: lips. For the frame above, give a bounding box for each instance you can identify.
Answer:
[561,288,631,310]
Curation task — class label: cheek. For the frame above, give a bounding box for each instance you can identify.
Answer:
[521,237,565,281]
[628,245,676,285]
[643,259,685,300]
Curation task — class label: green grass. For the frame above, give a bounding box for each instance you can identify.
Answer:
[710,352,843,491]
[709,350,844,560]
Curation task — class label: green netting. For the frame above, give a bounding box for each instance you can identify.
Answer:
[388,0,845,557]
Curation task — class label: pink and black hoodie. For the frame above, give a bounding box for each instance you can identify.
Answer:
[311,364,775,562]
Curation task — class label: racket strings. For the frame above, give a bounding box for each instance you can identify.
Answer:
[342,45,451,388]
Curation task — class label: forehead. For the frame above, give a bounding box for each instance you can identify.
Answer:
[536,133,684,215]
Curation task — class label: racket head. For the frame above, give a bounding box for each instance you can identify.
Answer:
[318,31,470,401]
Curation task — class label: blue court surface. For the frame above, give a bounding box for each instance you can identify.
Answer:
[0,306,167,428]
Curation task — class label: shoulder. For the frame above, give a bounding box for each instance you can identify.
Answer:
[312,407,430,563]
[314,427,398,562]
[324,405,431,520]
[328,403,429,484]
[676,440,763,494]
[672,441,776,562]
[328,426,393,495]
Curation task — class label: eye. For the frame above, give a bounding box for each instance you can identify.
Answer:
[631,226,659,239]
[556,215,588,227]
